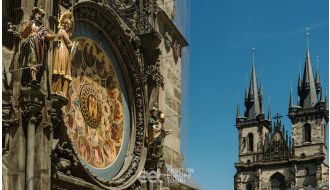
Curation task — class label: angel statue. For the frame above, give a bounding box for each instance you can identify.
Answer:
[52,11,75,98]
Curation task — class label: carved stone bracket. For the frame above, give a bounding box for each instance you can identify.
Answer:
[19,83,45,124]
[143,62,164,89]
[51,94,68,129]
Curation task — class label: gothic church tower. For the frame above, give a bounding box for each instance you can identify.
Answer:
[234,31,328,190]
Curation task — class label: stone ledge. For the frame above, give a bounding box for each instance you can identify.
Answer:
[53,172,102,190]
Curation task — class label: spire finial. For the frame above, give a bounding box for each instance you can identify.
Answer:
[306,27,310,51]
[298,60,301,74]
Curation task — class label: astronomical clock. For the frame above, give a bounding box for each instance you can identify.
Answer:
[2,0,191,189]
[63,36,130,179]
[52,2,148,189]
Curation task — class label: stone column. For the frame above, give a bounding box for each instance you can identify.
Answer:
[26,115,37,190]
[20,83,45,190]
[316,165,322,188]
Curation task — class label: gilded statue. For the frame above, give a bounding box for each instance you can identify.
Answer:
[52,11,74,98]
[147,105,173,157]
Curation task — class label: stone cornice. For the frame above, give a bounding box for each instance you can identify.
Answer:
[235,153,325,170]
[157,8,188,47]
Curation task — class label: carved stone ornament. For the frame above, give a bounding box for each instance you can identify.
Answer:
[143,63,165,88]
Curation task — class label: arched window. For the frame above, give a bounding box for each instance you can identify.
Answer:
[304,123,311,142]
[248,133,254,152]
[270,172,285,190]
[246,183,253,190]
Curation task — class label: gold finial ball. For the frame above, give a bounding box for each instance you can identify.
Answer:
[252,47,255,51]
[159,113,165,120]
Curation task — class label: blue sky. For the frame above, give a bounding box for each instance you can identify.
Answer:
[177,0,329,189]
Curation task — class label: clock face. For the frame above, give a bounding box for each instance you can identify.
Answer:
[62,37,130,177]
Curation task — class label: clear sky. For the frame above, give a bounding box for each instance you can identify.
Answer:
[178,0,329,189]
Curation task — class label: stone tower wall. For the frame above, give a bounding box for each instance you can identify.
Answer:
[292,116,327,156]
[158,24,184,168]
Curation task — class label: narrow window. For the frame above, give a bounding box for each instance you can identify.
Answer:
[248,133,254,152]
[304,124,311,142]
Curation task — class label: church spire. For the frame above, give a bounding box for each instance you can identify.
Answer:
[245,74,248,101]
[245,48,261,119]
[236,94,241,119]
[289,80,294,108]
[298,61,302,97]
[315,56,321,94]
[298,28,318,108]
[320,86,325,103]
[267,96,271,121]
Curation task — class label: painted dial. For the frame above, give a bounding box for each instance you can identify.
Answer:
[62,37,126,170]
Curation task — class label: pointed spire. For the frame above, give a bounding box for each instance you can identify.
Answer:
[315,56,321,94]
[298,61,302,96]
[289,80,294,108]
[267,96,271,121]
[246,48,261,119]
[303,28,311,85]
[320,86,325,103]
[245,74,248,100]
[299,29,318,108]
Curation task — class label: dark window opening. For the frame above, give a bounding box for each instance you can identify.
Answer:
[304,123,311,142]
[248,133,254,152]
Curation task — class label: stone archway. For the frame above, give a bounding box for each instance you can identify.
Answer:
[269,172,286,190]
